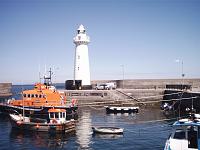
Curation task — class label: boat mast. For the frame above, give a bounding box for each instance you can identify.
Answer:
[38,64,42,83]
[44,68,53,86]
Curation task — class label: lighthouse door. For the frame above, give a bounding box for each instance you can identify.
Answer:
[75,80,82,90]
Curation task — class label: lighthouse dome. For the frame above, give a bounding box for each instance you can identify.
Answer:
[77,24,85,34]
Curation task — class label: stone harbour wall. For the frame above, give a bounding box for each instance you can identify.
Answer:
[0,83,12,98]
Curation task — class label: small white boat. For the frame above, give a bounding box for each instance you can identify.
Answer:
[105,106,139,114]
[164,114,200,150]
[92,126,124,134]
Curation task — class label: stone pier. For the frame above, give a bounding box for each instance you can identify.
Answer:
[0,83,12,98]
[60,78,200,107]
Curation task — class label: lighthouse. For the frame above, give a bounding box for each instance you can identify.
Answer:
[73,24,91,88]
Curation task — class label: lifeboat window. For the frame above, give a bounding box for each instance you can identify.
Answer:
[63,113,65,118]
[35,94,38,98]
[31,94,34,98]
[173,129,185,139]
[39,95,42,98]
[23,94,26,98]
[60,112,62,118]
[28,94,30,98]
[55,113,59,118]
[50,112,54,118]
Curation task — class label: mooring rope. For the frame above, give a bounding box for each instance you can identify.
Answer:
[92,117,178,126]
[136,91,183,100]
[124,123,171,134]
[88,105,105,110]
[77,95,200,106]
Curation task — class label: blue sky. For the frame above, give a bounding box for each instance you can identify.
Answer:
[0,0,200,84]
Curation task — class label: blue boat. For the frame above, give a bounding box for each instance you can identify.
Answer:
[164,114,200,150]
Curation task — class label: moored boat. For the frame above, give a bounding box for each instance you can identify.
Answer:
[164,114,200,150]
[0,69,78,120]
[105,106,139,114]
[92,126,124,134]
[161,89,200,117]
[10,108,76,133]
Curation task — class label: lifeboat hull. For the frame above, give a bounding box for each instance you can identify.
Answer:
[10,114,76,133]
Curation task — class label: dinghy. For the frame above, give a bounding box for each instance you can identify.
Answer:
[92,126,124,134]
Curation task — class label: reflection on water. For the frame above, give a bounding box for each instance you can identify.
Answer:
[9,129,75,149]
[0,106,173,150]
[93,133,123,140]
[76,111,93,149]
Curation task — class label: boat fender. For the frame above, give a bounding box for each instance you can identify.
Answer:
[7,99,10,104]
[71,99,77,106]
[64,96,67,104]
[52,119,57,124]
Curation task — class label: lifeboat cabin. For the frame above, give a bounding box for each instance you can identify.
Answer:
[48,108,66,124]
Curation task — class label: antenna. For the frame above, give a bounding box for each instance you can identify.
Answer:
[44,68,53,86]
[178,91,184,119]
[38,64,42,83]
[45,64,47,74]
[39,72,42,83]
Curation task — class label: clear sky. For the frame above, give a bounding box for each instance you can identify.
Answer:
[0,0,200,84]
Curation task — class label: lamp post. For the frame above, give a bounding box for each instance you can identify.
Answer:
[176,59,185,89]
[120,65,124,89]
[181,61,185,86]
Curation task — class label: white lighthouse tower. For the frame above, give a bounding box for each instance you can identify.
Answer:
[73,24,91,87]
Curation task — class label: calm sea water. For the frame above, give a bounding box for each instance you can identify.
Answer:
[0,85,173,150]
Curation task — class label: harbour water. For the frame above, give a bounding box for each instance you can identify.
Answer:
[0,85,174,150]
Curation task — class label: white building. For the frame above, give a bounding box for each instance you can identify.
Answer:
[73,24,91,86]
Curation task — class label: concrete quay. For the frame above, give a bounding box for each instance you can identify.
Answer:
[60,88,163,107]
[91,78,200,89]
[61,78,200,107]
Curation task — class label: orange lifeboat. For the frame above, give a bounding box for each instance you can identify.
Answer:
[0,68,78,120]
[9,83,67,108]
